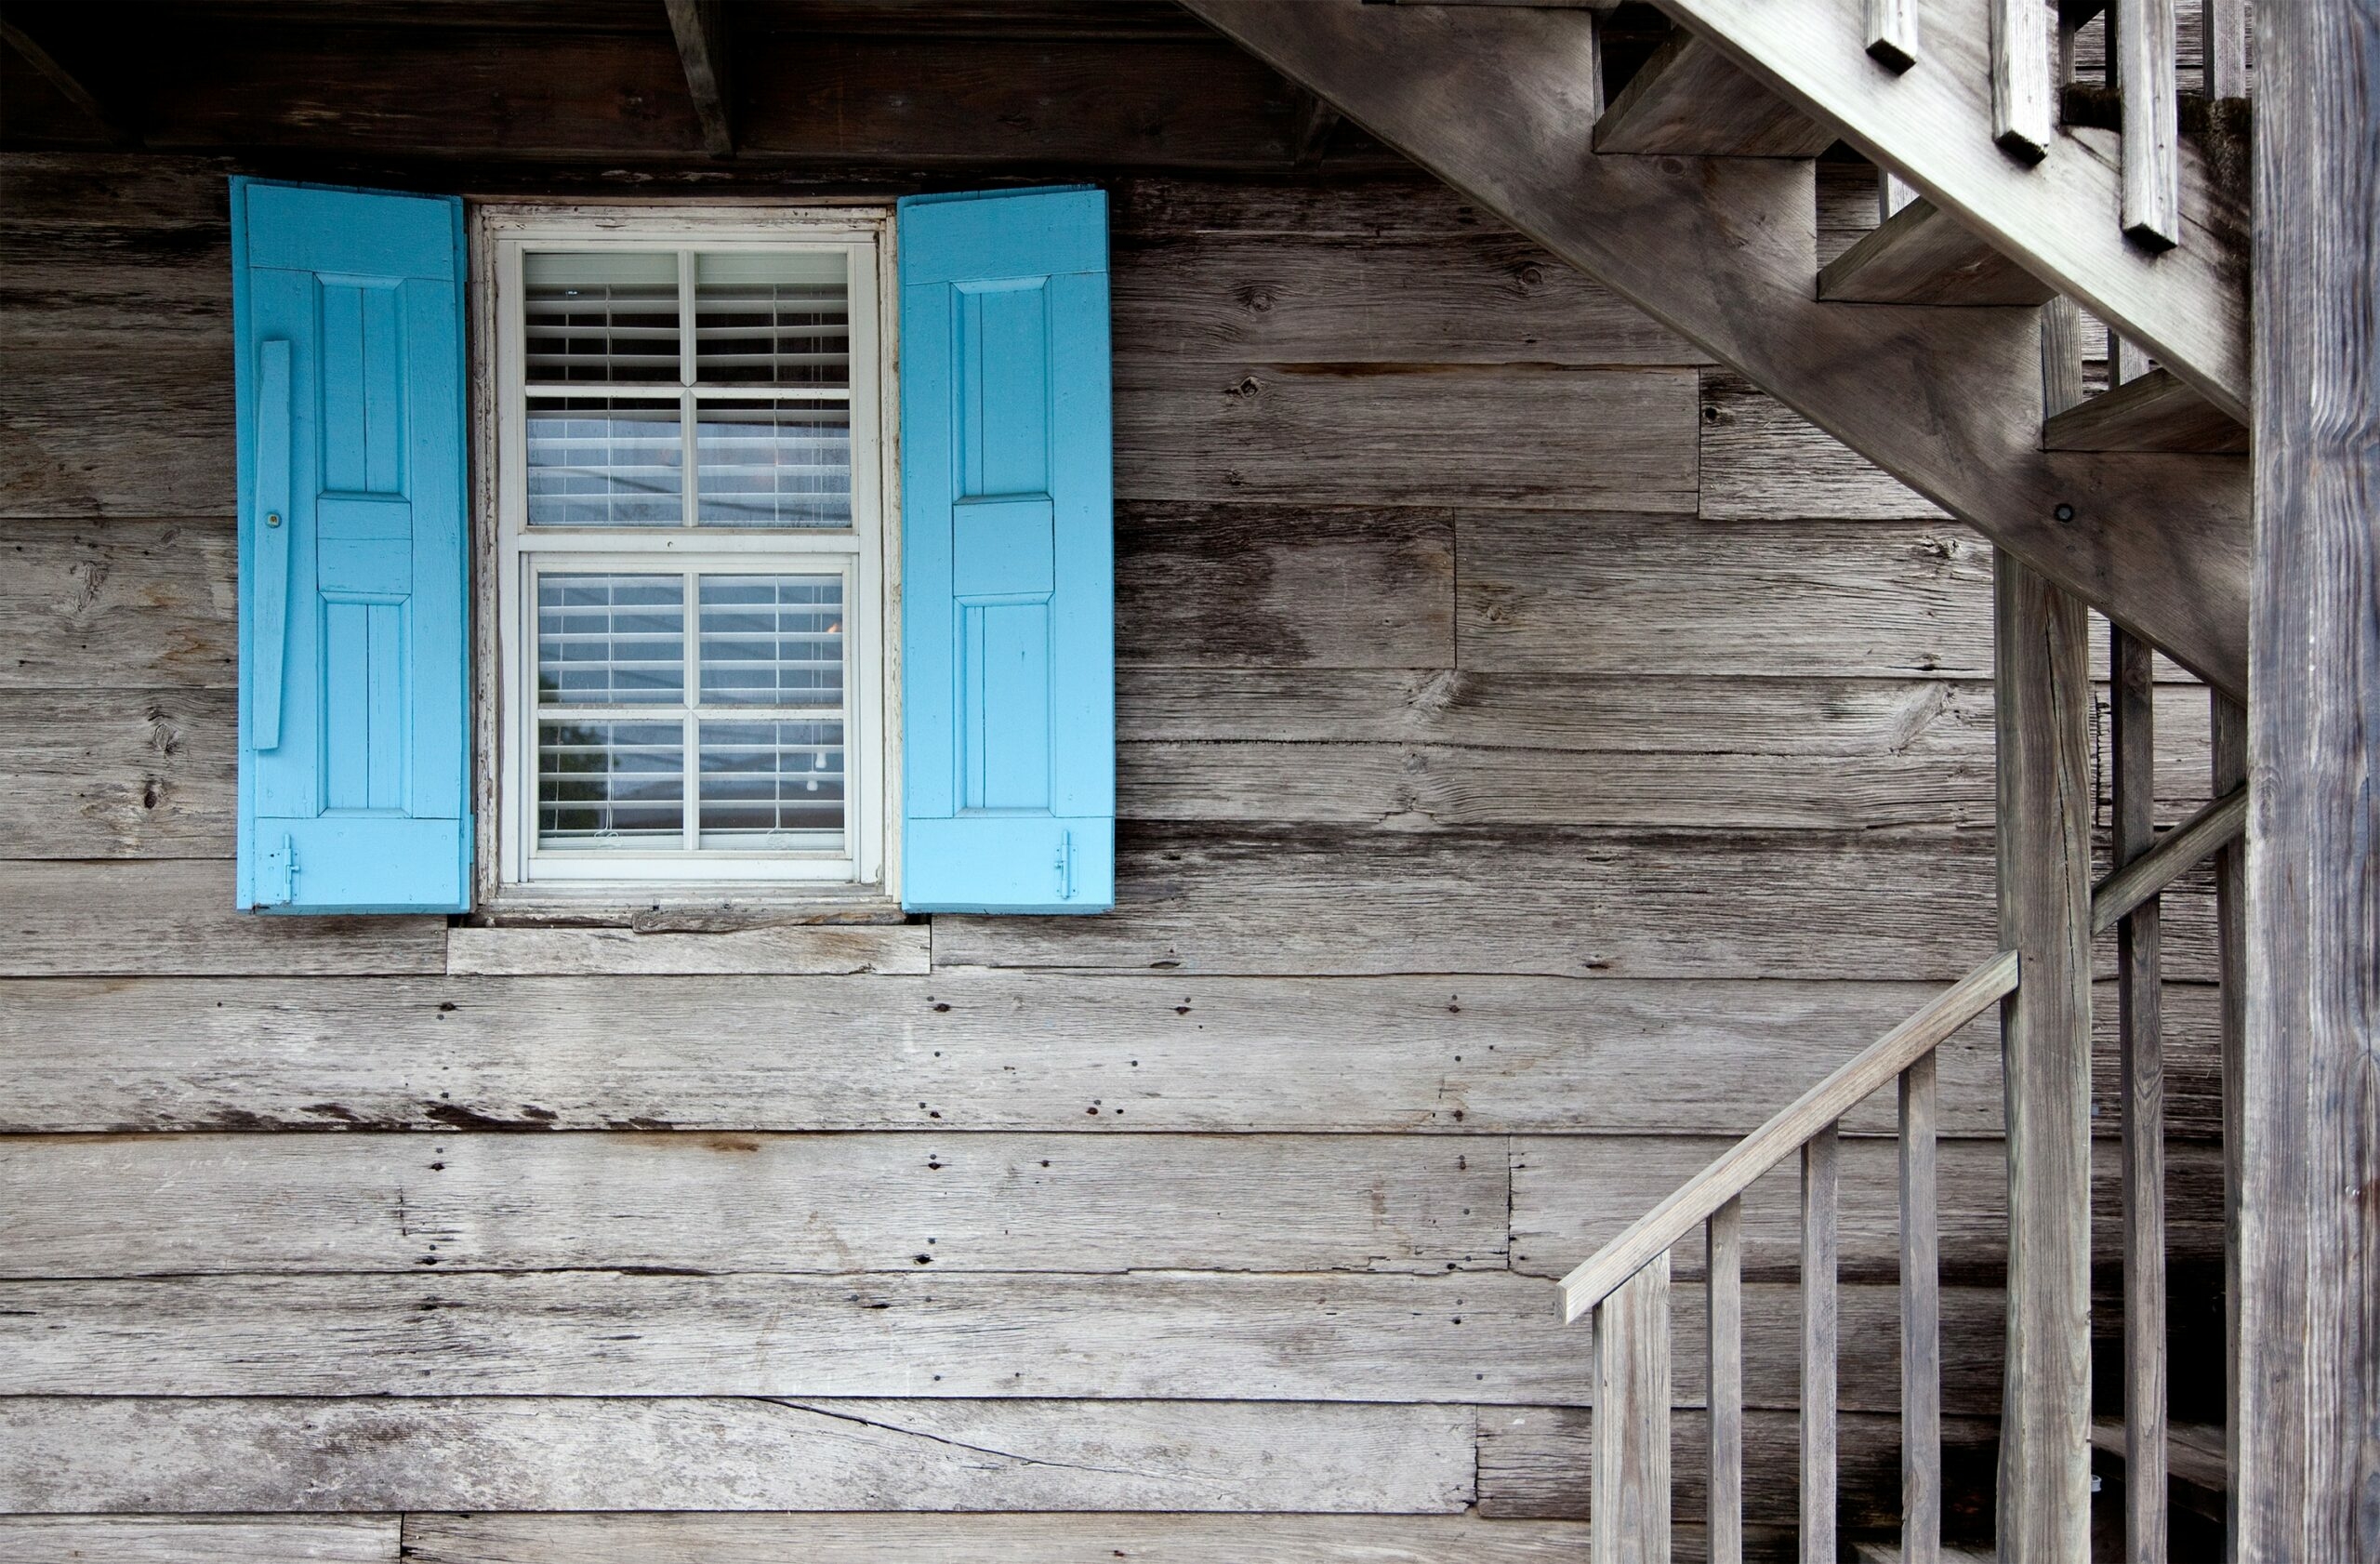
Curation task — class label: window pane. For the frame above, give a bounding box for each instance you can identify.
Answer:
[697,575,843,708]
[539,718,684,846]
[699,719,844,847]
[694,401,852,527]
[524,252,681,384]
[538,573,685,705]
[527,397,682,527]
[694,252,849,388]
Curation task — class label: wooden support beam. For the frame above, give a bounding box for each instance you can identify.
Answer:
[1638,0,2250,422]
[662,0,733,158]
[2110,626,2167,1564]
[2043,365,2249,453]
[1595,30,1837,156]
[2088,783,2250,934]
[1289,89,1341,168]
[1818,197,2056,306]
[1864,0,1920,73]
[1992,551,2094,1564]
[1182,0,2252,695]
[0,18,133,145]
[2240,1,2380,1554]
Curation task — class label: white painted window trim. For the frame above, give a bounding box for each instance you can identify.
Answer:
[474,204,901,909]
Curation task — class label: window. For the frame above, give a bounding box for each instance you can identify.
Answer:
[485,210,893,898]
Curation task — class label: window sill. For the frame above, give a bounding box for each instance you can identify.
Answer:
[465,884,908,932]
[449,892,924,976]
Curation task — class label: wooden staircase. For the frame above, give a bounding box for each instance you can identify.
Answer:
[1176,3,2262,1561]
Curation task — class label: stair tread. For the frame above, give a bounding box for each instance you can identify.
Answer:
[1818,196,2057,307]
[1850,1543,1997,1564]
[1595,28,1838,157]
[2043,367,2249,453]
[2091,1414,2228,1490]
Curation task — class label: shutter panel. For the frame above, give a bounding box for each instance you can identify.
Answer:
[232,179,472,913]
[898,187,1114,914]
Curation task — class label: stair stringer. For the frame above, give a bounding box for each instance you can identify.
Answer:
[1183,0,2250,696]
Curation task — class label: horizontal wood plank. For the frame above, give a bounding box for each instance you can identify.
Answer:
[444,922,930,976]
[0,521,234,688]
[1697,372,1950,522]
[2041,367,2250,454]
[1816,198,2056,307]
[1116,364,1699,511]
[0,1269,2002,1412]
[1456,515,1987,678]
[0,1131,1507,1277]
[0,1397,1475,1514]
[0,687,233,856]
[0,1517,396,1562]
[0,859,447,976]
[402,1512,1599,1564]
[0,972,2018,1136]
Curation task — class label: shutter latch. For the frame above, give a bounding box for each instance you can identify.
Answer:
[1053,830,1076,902]
[260,833,298,908]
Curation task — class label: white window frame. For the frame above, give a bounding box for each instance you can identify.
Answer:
[477,205,900,906]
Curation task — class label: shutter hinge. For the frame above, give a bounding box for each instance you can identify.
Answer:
[1053,829,1077,902]
[260,833,298,908]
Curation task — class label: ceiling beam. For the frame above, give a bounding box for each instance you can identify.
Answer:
[662,0,733,157]
[0,16,134,145]
[1183,0,2248,696]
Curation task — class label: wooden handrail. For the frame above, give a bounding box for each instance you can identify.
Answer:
[1555,948,2020,1322]
[2090,783,2248,935]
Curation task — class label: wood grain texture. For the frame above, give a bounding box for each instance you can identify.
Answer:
[0,859,446,976]
[1594,30,1836,157]
[1115,362,1699,511]
[0,1269,2007,1415]
[1458,515,1988,678]
[2114,0,2180,247]
[1992,554,2096,1563]
[1591,1255,1673,1564]
[0,1517,397,1562]
[0,972,2026,1136]
[0,1131,1506,1278]
[2041,367,2249,453]
[1799,1127,1841,1564]
[1816,199,2055,307]
[1706,1200,1746,1564]
[933,823,2003,979]
[1696,374,1949,522]
[0,522,234,687]
[444,922,930,976]
[0,687,233,855]
[0,1397,1476,1514]
[1899,1053,1943,1564]
[2241,2,2380,1553]
[402,1513,1602,1564]
[1183,0,2251,694]
[1513,1134,2225,1285]
[660,0,731,156]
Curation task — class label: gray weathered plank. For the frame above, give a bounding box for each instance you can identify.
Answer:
[0,348,233,518]
[1477,1404,2002,1525]
[2114,0,2180,247]
[0,1397,1475,1514]
[0,1517,397,1562]
[0,1269,2003,1414]
[1591,1255,1673,1564]
[2210,688,2246,1528]
[1512,1134,2226,1284]
[661,0,732,155]
[1696,374,1949,522]
[1993,552,2096,1561]
[0,687,232,856]
[444,922,930,976]
[1799,1127,1840,1564]
[0,859,447,976]
[1183,0,2250,694]
[1116,362,1699,511]
[2042,367,2249,454]
[0,521,234,689]
[2239,6,2378,1548]
[1595,30,1836,157]
[1707,1199,1746,1564]
[932,823,2003,979]
[0,972,2027,1137]
[0,1131,1507,1278]
[1898,1053,1943,1564]
[402,1513,1601,1564]
[1816,200,2055,307]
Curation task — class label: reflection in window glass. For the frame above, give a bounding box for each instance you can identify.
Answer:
[538,719,685,846]
[695,402,852,527]
[523,251,681,384]
[526,397,681,526]
[699,719,845,846]
[536,574,684,705]
[694,251,850,387]
[698,575,843,708]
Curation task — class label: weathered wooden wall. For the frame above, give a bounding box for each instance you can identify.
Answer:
[0,150,2221,1561]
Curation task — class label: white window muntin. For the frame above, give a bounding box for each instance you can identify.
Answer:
[490,213,892,892]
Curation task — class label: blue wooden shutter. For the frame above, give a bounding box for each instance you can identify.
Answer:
[898,187,1115,913]
[231,179,471,913]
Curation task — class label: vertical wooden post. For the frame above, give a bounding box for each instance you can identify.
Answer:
[1990,0,2054,159]
[2241,4,2378,1557]
[1593,1255,1673,1564]
[2210,690,2246,1559]
[2112,626,2167,1564]
[1708,1200,1745,1564]
[1801,1126,1840,1564]
[1993,551,2095,1564]
[2115,0,2181,247]
[1898,1054,1941,1564]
